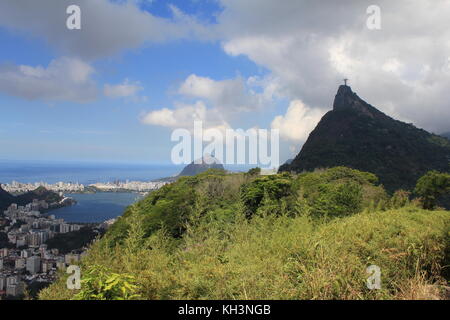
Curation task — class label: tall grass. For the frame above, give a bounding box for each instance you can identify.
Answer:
[40,206,450,300]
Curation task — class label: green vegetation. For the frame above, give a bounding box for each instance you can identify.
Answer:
[46,227,98,254]
[73,265,140,300]
[15,186,62,205]
[0,185,64,214]
[0,185,16,212]
[414,171,450,210]
[27,281,52,300]
[39,168,450,300]
[0,231,14,249]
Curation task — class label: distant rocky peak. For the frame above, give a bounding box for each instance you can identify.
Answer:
[178,154,225,177]
[195,154,222,165]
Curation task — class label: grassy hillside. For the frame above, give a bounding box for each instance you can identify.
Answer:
[39,168,450,300]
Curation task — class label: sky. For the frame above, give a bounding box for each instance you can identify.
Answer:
[0,0,449,165]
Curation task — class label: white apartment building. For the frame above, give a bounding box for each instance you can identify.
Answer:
[26,256,41,274]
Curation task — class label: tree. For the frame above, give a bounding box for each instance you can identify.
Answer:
[246,167,261,176]
[414,171,450,210]
[240,175,292,217]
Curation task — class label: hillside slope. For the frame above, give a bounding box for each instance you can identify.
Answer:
[40,203,450,300]
[39,168,450,300]
[0,185,15,212]
[0,185,64,214]
[279,85,450,192]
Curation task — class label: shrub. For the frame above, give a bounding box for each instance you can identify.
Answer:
[246,167,261,176]
[414,171,450,209]
[389,190,411,209]
[240,175,293,217]
[309,182,363,218]
[73,265,140,300]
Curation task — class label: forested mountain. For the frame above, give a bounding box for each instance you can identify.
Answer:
[279,85,450,192]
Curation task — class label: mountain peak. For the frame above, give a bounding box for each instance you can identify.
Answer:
[337,84,354,95]
[333,85,360,110]
[279,85,450,191]
[332,85,385,120]
[178,154,225,177]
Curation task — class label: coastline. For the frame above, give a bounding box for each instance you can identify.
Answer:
[1,179,169,195]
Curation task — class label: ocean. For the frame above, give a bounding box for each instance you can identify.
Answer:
[0,160,182,184]
[0,160,182,223]
[0,160,254,223]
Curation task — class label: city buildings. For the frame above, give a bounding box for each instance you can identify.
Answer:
[89,180,167,192]
[0,180,167,299]
[1,181,84,194]
[0,199,90,298]
[1,180,168,194]
[26,256,41,274]
[2,201,86,250]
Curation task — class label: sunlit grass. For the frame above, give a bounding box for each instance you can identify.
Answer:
[39,207,450,300]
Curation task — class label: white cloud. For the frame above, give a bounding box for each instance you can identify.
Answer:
[178,74,277,119]
[215,0,450,133]
[271,100,325,143]
[0,57,97,102]
[0,0,214,60]
[104,79,143,99]
[4,0,449,137]
[140,101,228,130]
[141,107,178,128]
[142,73,277,132]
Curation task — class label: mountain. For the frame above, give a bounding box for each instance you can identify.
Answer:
[441,132,450,139]
[178,155,225,176]
[279,85,450,192]
[15,186,63,205]
[0,184,15,212]
[0,185,64,214]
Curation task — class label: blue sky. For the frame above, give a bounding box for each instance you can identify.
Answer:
[0,35,265,163]
[0,0,448,165]
[0,0,281,165]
